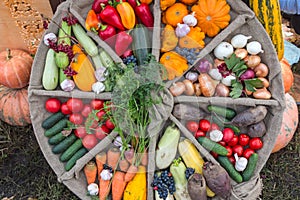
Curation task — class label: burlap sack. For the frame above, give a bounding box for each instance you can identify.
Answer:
[28,0,285,199]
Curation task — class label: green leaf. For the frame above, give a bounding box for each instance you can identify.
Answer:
[230,81,243,99]
[224,53,245,71]
[244,78,264,92]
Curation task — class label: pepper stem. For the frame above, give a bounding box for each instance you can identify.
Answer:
[136,0,141,6]
[6,48,12,60]
[100,24,108,31]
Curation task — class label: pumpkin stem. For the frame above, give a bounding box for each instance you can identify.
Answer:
[6,48,12,60]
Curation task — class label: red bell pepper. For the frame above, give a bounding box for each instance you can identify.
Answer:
[98,24,117,47]
[99,4,125,31]
[134,1,154,28]
[85,9,101,32]
[127,0,137,8]
[115,31,133,56]
[92,0,109,13]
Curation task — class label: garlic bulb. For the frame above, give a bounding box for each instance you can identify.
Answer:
[92,82,105,94]
[234,154,248,172]
[185,71,198,82]
[175,23,190,37]
[113,136,123,147]
[183,12,197,27]
[87,183,99,196]
[209,130,223,142]
[246,41,264,55]
[230,34,252,48]
[100,169,113,180]
[44,33,57,46]
[213,42,234,60]
[208,68,222,81]
[60,79,75,92]
[221,75,236,86]
[95,66,107,81]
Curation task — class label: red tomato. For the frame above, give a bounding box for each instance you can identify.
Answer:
[87,119,99,129]
[74,127,88,138]
[96,110,106,121]
[228,156,236,165]
[222,128,234,143]
[61,102,72,115]
[218,141,226,146]
[209,123,220,131]
[105,118,115,130]
[95,125,110,140]
[45,98,61,113]
[243,148,255,159]
[239,134,250,146]
[249,137,263,150]
[232,145,244,156]
[90,99,104,110]
[69,113,84,125]
[81,104,93,118]
[194,130,206,138]
[199,119,210,132]
[67,98,84,113]
[82,134,98,150]
[227,135,239,146]
[186,121,199,133]
[210,151,218,159]
[225,146,233,157]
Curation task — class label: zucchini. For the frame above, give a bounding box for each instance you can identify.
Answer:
[242,153,258,181]
[44,118,68,137]
[72,23,98,57]
[48,132,66,145]
[99,48,116,69]
[217,156,243,183]
[52,134,77,154]
[65,148,87,171]
[42,112,65,129]
[55,20,71,69]
[91,53,104,69]
[42,48,59,90]
[60,139,83,162]
[249,0,284,60]
[197,137,228,156]
[207,105,236,120]
[131,24,151,65]
[59,68,68,85]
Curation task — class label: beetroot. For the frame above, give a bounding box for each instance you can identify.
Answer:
[187,173,207,200]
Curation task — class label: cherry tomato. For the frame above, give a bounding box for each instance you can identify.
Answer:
[82,134,98,150]
[95,125,110,140]
[249,137,263,150]
[194,129,206,138]
[67,98,84,113]
[186,121,199,133]
[81,104,93,118]
[218,141,226,146]
[69,113,84,125]
[90,99,104,110]
[105,118,115,130]
[199,119,210,132]
[210,151,218,159]
[209,123,220,131]
[225,146,233,157]
[232,145,244,156]
[45,98,61,113]
[228,156,236,165]
[60,102,72,115]
[239,134,250,146]
[74,126,88,138]
[222,128,234,143]
[96,110,106,121]
[243,148,255,159]
[227,135,239,146]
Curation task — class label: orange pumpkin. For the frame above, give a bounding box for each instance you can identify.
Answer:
[0,85,31,126]
[272,93,298,153]
[0,49,33,89]
[191,0,231,37]
[165,3,189,27]
[280,58,294,93]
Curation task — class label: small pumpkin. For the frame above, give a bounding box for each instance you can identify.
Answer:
[165,3,189,27]
[179,27,205,49]
[272,93,298,153]
[160,0,176,11]
[162,11,168,24]
[191,0,231,37]
[178,0,198,6]
[280,58,294,93]
[0,85,31,126]
[161,25,178,52]
[160,51,188,80]
[0,48,33,89]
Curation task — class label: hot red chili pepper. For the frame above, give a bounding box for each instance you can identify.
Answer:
[115,31,133,56]
[134,1,154,28]
[85,9,101,32]
[99,4,125,31]
[127,0,137,8]
[92,0,109,13]
[98,24,117,47]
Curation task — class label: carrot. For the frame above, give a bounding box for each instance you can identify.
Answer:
[119,159,129,172]
[124,164,139,182]
[95,151,107,177]
[99,178,111,200]
[141,150,148,166]
[107,147,121,170]
[84,161,97,185]
[112,171,127,200]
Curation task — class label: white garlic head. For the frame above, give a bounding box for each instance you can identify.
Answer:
[43,33,57,46]
[234,154,248,172]
[209,130,223,142]
[92,82,105,94]
[175,23,190,38]
[100,169,113,180]
[87,183,99,196]
[183,12,198,27]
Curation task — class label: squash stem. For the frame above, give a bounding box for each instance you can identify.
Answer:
[6,48,12,60]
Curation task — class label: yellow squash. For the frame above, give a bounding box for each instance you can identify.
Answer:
[179,26,205,49]
[161,24,178,52]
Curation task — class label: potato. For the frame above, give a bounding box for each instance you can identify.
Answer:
[248,121,267,137]
[230,105,267,127]
[187,173,207,200]
[173,103,208,120]
[202,162,231,199]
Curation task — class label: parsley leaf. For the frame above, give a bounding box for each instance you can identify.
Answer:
[244,78,264,92]
[225,53,247,77]
[230,80,243,99]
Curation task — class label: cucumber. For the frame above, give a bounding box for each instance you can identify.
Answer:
[42,112,65,129]
[211,114,240,134]
[242,153,258,181]
[52,134,77,154]
[131,24,151,65]
[44,118,68,137]
[42,48,59,90]
[59,68,68,85]
[197,137,228,156]
[217,156,243,183]
[60,139,83,162]
[55,21,71,69]
[65,148,87,171]
[48,132,66,145]
[207,105,236,120]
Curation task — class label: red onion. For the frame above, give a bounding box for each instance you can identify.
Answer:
[195,59,212,73]
[240,69,255,80]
